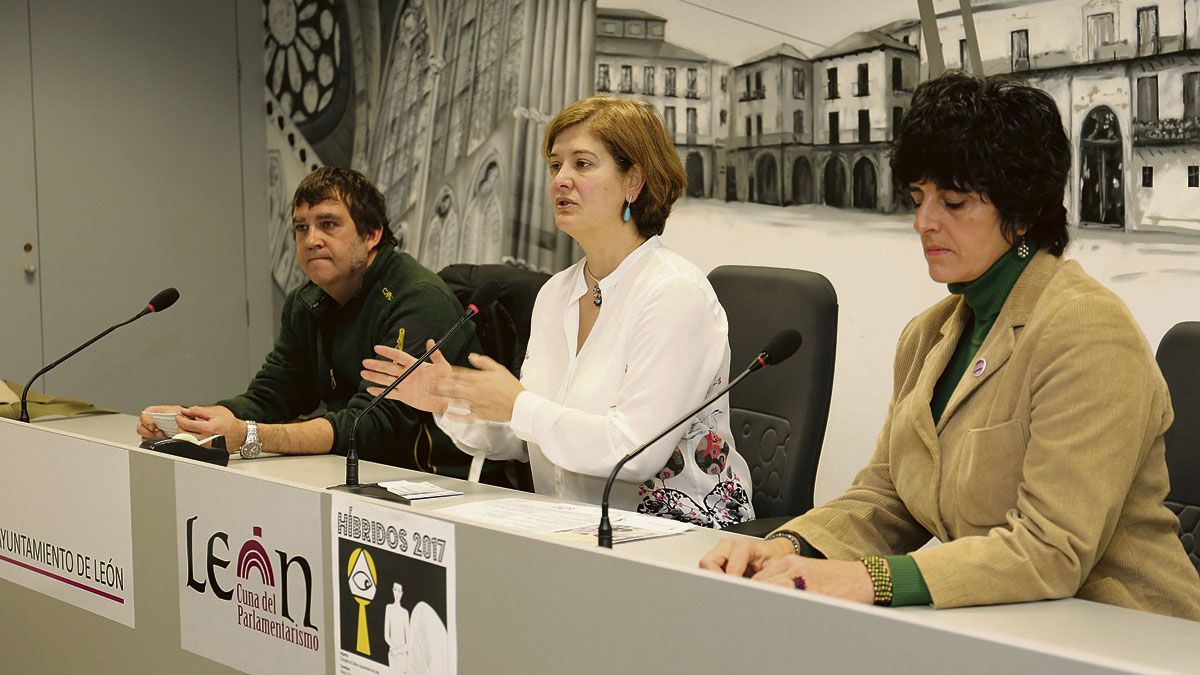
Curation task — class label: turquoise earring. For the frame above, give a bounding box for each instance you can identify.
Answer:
[622,198,632,222]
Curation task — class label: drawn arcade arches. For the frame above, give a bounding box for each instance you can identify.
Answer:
[1079,106,1125,229]
[686,152,705,198]
[791,156,813,205]
[823,156,847,207]
[852,156,878,209]
[755,153,780,205]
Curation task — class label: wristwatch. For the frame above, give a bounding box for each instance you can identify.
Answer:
[239,420,262,459]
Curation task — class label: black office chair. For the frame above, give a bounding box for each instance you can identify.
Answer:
[709,265,838,537]
[439,263,549,376]
[1156,321,1200,575]
[439,263,550,492]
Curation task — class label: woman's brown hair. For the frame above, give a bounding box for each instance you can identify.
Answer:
[543,96,686,237]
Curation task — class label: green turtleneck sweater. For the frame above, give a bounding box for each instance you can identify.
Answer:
[887,240,1036,607]
[930,241,1037,423]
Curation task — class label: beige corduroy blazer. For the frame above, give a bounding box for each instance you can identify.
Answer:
[784,251,1200,620]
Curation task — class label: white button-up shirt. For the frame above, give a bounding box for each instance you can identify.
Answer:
[439,237,754,527]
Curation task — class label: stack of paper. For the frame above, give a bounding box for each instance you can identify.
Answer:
[436,497,692,544]
[378,479,463,500]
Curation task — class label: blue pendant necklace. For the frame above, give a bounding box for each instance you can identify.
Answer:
[583,262,603,307]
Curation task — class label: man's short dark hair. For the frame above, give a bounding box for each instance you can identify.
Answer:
[292,166,397,250]
[891,71,1071,256]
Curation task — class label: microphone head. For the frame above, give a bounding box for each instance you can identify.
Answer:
[467,279,503,314]
[759,329,802,366]
[147,287,180,313]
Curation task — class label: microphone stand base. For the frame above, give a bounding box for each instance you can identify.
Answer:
[327,482,413,506]
[327,482,365,492]
[597,514,613,548]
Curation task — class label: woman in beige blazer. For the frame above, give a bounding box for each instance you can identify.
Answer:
[700,72,1200,620]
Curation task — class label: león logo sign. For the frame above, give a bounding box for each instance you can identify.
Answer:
[184,516,320,651]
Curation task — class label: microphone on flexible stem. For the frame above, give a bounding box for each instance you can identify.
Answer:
[597,328,803,548]
[335,279,503,489]
[18,287,180,423]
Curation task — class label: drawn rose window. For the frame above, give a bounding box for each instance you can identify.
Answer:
[263,0,350,142]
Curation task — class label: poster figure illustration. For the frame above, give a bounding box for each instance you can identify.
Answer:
[333,496,456,675]
[384,583,409,673]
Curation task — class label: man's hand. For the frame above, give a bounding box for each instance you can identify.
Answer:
[698,536,795,577]
[176,405,246,454]
[137,404,184,440]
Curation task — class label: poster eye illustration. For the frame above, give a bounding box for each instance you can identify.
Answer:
[351,570,374,592]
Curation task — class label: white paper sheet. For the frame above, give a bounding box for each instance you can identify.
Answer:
[378,480,463,500]
[436,498,692,544]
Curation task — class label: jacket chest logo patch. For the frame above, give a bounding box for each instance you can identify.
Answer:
[381,287,393,301]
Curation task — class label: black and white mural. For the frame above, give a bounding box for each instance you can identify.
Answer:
[264,0,1200,297]
[265,0,594,294]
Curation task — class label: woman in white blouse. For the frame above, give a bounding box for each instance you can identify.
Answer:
[362,96,754,527]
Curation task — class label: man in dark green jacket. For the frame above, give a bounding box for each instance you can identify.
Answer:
[136,167,478,476]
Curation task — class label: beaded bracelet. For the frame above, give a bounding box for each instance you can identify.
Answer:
[861,555,893,606]
[764,530,804,556]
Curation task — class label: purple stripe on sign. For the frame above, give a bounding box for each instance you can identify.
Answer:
[0,552,125,604]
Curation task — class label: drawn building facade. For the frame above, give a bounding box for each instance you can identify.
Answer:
[593,8,729,198]
[724,30,919,211]
[812,31,920,211]
[726,44,813,206]
[931,0,1200,234]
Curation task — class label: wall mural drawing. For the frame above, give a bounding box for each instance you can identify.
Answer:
[263,0,1200,299]
[265,0,594,297]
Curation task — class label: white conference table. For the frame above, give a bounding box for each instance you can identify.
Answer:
[0,413,1196,674]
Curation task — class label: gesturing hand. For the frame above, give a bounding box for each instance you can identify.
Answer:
[433,353,525,423]
[362,340,453,414]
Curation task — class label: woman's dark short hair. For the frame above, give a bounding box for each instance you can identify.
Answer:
[543,96,686,238]
[292,166,397,250]
[891,71,1071,256]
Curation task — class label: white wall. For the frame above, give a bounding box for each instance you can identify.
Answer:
[661,198,1200,505]
[0,0,273,413]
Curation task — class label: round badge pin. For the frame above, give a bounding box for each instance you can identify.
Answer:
[972,358,987,377]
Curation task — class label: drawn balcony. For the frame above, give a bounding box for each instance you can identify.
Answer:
[733,132,805,148]
[738,87,766,102]
[668,131,712,146]
[1133,118,1200,146]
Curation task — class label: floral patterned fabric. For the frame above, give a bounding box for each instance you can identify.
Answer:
[638,414,752,527]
